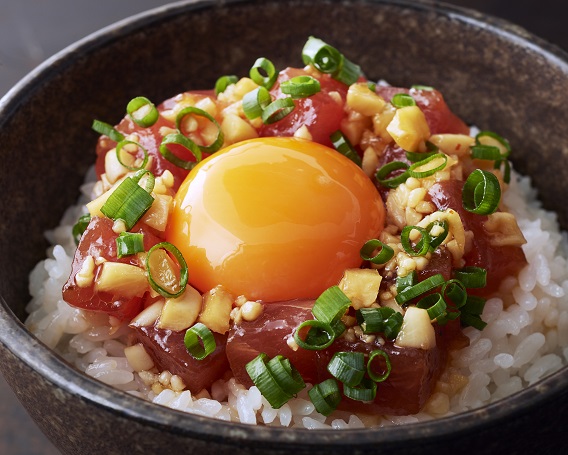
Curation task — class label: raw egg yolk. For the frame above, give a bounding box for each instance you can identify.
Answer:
[166,137,385,302]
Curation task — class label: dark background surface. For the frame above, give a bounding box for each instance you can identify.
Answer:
[0,0,567,453]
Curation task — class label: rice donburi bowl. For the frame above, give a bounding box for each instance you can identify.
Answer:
[22,35,568,427]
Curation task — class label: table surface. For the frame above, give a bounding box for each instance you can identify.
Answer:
[1,0,567,453]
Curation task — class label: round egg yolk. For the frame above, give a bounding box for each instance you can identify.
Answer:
[166,137,385,302]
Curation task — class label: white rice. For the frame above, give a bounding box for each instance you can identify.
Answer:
[24,166,568,428]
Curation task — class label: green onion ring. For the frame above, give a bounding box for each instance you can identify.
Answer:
[126,96,159,128]
[184,323,216,360]
[159,133,202,170]
[395,273,445,306]
[115,232,145,259]
[267,355,306,395]
[360,239,395,264]
[175,106,224,154]
[408,153,448,178]
[411,84,435,91]
[249,57,278,89]
[302,36,343,75]
[242,86,272,120]
[454,266,487,289]
[401,225,431,257]
[367,349,392,383]
[92,119,125,142]
[391,93,416,108]
[327,352,365,387]
[214,75,238,95]
[396,271,417,293]
[293,320,335,351]
[280,75,321,98]
[462,169,501,215]
[375,161,410,188]
[145,242,189,299]
[416,292,447,320]
[115,139,149,171]
[471,144,502,161]
[100,170,155,230]
[261,97,296,124]
[343,377,377,402]
[312,285,351,325]
[330,130,362,166]
[426,219,449,251]
[245,353,304,408]
[72,214,91,245]
[475,130,511,156]
[308,379,341,416]
[441,279,467,308]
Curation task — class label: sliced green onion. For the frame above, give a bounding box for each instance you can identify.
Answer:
[330,130,362,166]
[126,96,159,128]
[416,293,447,320]
[246,353,305,409]
[308,379,341,416]
[184,323,216,360]
[267,355,305,395]
[116,232,145,258]
[396,270,417,294]
[214,75,238,95]
[454,266,487,289]
[460,312,487,330]
[356,307,403,339]
[391,93,416,108]
[367,81,377,92]
[293,320,335,351]
[343,377,377,402]
[312,285,351,325]
[408,153,448,178]
[401,225,431,257]
[375,161,410,188]
[367,349,391,383]
[462,295,487,315]
[327,352,365,387]
[405,150,438,163]
[100,170,155,230]
[495,158,511,184]
[175,106,224,154]
[441,279,467,308]
[145,242,188,299]
[261,97,296,124]
[383,311,404,339]
[360,239,395,264]
[242,86,272,120]
[249,57,278,89]
[395,273,445,306]
[462,169,501,215]
[280,75,321,98]
[159,133,202,170]
[92,119,125,142]
[426,219,449,250]
[460,295,488,330]
[475,130,511,156]
[72,214,91,245]
[116,139,149,171]
[301,36,361,85]
[411,84,434,91]
[471,144,502,161]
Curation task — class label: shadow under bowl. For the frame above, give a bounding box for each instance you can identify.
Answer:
[1,0,567,454]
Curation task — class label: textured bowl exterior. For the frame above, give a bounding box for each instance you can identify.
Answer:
[1,1,567,453]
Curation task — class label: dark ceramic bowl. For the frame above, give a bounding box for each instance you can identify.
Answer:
[1,0,567,453]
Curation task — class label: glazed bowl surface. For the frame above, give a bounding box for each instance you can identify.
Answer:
[1,0,567,453]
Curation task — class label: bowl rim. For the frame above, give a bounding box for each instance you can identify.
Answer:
[1,0,568,448]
